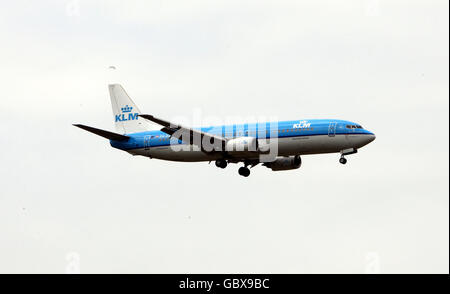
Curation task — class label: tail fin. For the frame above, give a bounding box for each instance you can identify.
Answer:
[109,84,150,134]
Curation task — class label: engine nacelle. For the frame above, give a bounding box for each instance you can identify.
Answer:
[263,155,301,171]
[225,137,259,153]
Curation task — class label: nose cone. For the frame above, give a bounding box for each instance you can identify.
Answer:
[366,133,376,144]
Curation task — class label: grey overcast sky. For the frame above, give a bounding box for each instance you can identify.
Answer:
[0,0,448,273]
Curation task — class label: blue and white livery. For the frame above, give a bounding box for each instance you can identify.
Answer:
[74,84,376,177]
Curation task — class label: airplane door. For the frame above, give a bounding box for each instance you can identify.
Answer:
[144,135,152,150]
[328,122,337,137]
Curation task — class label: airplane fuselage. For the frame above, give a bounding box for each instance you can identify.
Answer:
[109,119,375,162]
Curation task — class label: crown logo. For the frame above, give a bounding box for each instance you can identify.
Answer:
[121,105,133,113]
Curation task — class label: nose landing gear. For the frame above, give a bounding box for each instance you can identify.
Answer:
[339,148,357,165]
[339,157,347,165]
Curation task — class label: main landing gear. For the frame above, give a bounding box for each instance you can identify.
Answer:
[339,157,347,165]
[215,159,228,169]
[214,159,253,177]
[238,160,254,177]
[238,166,251,177]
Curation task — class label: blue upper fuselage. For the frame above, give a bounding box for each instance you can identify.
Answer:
[110,119,375,151]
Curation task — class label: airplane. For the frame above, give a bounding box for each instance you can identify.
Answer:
[74,84,376,177]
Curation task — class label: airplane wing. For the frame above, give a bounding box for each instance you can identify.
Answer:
[139,114,226,152]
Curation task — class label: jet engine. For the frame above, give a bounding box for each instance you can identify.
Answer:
[263,155,302,171]
[225,137,259,153]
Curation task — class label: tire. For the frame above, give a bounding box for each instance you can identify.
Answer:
[215,160,227,169]
[339,157,347,165]
[238,167,250,177]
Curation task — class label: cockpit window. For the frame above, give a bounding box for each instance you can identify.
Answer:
[346,124,363,129]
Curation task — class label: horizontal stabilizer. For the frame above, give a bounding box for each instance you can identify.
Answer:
[73,124,130,141]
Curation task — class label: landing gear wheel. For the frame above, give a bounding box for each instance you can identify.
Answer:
[238,167,250,177]
[339,157,347,165]
[215,159,227,169]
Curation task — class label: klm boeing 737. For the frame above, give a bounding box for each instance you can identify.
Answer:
[74,84,376,177]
